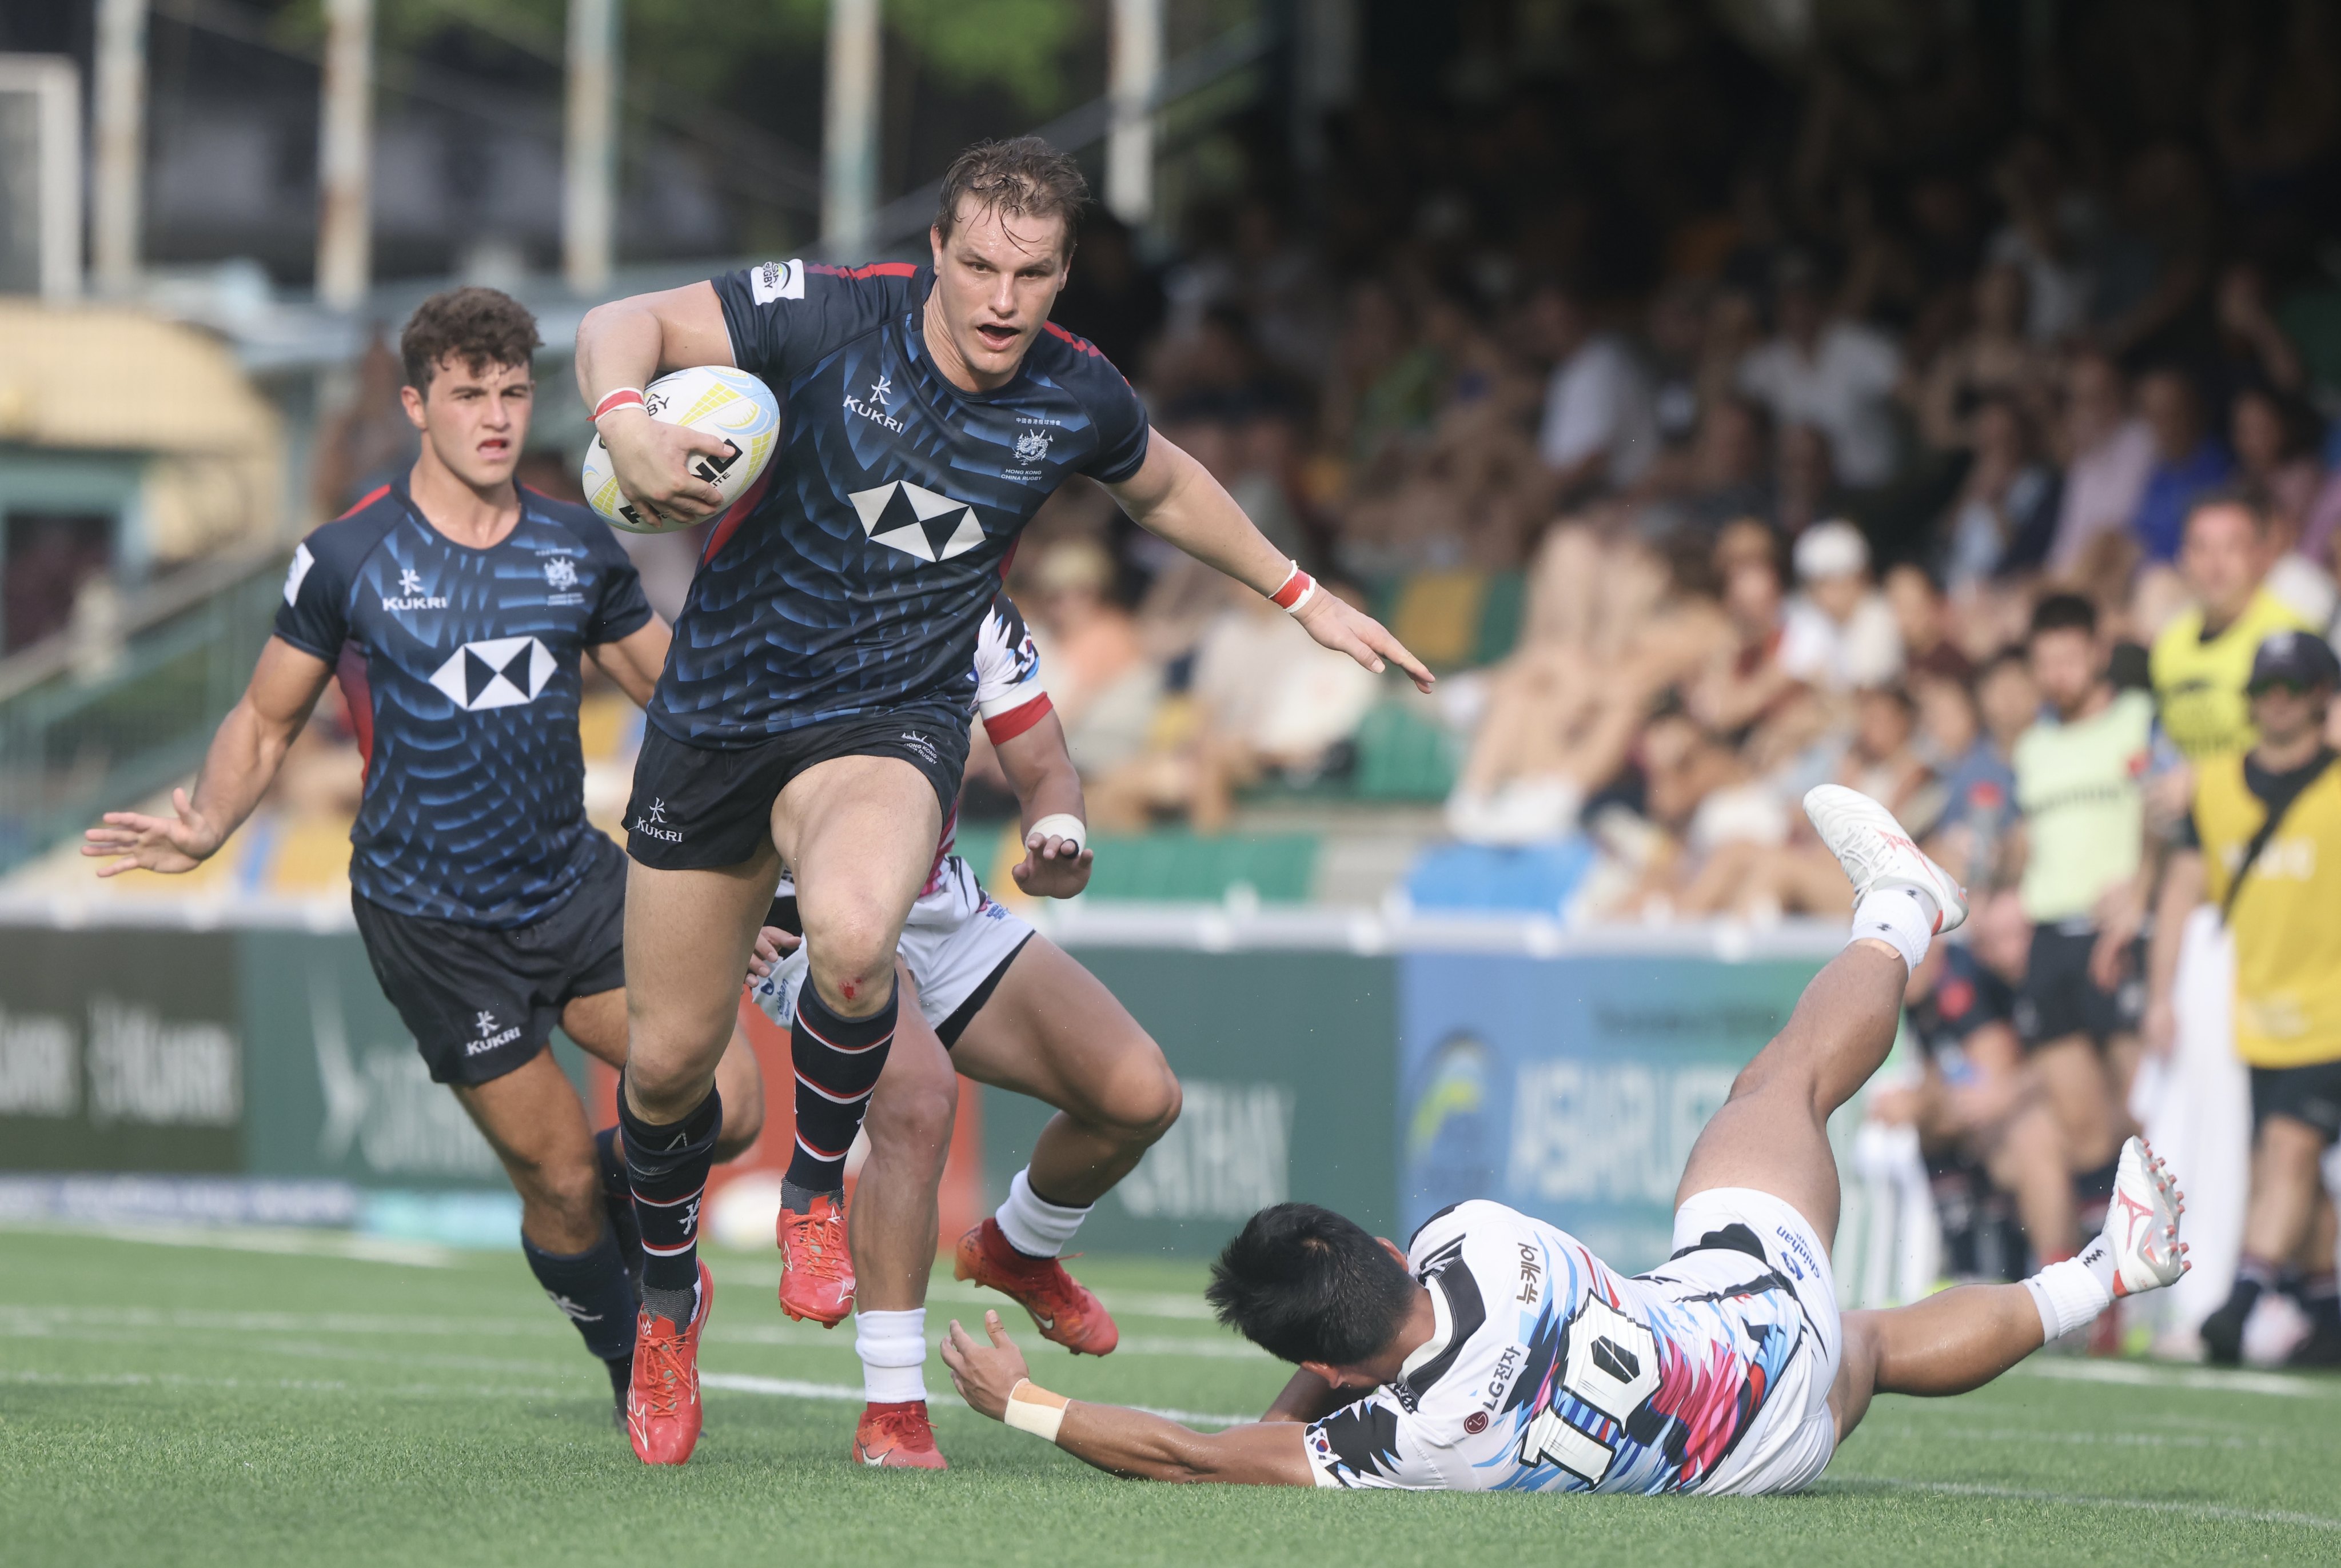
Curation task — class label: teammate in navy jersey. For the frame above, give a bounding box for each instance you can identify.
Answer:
[944,789,2190,1495]
[573,137,1430,1464]
[83,288,764,1434]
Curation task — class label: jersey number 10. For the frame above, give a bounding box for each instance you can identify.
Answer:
[1520,1296,1661,1483]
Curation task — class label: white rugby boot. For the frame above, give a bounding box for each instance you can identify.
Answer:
[1802,784,1969,936]
[2099,1136,2190,1300]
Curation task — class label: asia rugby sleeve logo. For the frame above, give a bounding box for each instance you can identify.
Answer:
[750,259,806,304]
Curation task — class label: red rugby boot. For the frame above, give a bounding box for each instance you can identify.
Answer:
[625,1260,713,1465]
[953,1217,1119,1356]
[852,1400,948,1469]
[777,1192,854,1326]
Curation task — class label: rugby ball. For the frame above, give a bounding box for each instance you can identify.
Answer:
[581,365,780,534]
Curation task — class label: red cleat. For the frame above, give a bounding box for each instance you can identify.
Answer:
[852,1400,948,1469]
[625,1259,712,1465]
[953,1218,1119,1356]
[777,1193,854,1326]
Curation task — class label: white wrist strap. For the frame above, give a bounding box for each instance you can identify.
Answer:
[1003,1378,1068,1442]
[1026,813,1087,853]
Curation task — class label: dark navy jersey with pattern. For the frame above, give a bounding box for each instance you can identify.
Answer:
[273,480,653,928]
[657,259,1150,747]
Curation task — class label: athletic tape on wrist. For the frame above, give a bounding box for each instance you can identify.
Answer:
[1026,813,1087,855]
[1269,562,1317,615]
[592,388,647,421]
[1003,1379,1068,1442]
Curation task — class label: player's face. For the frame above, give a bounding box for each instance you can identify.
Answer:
[2180,503,2266,620]
[928,200,1071,388]
[2027,627,2101,716]
[402,356,533,491]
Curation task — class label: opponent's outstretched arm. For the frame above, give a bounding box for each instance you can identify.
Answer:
[944,1311,1314,1485]
[994,707,1092,898]
[82,639,334,875]
[1105,437,1434,694]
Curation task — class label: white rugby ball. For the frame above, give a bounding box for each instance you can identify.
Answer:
[582,365,781,534]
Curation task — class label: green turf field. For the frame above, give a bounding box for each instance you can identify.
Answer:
[2,1225,2335,1566]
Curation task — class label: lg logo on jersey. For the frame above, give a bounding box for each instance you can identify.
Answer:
[847,481,987,562]
[427,636,555,712]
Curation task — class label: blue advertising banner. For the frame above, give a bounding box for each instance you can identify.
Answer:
[1398,949,1826,1272]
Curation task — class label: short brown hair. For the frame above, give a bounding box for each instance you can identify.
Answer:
[400,286,542,390]
[934,137,1087,258]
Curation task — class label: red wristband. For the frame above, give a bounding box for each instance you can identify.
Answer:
[592,387,647,421]
[1269,563,1317,613]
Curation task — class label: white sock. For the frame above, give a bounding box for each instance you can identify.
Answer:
[995,1167,1091,1259]
[1847,888,1934,973]
[2021,1236,2118,1341]
[854,1307,927,1405]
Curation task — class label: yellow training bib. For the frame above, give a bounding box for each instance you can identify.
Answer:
[2194,755,2341,1068]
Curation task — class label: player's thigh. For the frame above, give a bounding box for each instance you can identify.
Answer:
[560,987,628,1068]
[623,848,777,1070]
[452,1047,598,1208]
[950,936,1179,1134]
[771,755,941,978]
[1675,1055,1846,1249]
[1828,1311,1882,1442]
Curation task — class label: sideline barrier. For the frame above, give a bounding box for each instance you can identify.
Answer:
[0,899,1837,1271]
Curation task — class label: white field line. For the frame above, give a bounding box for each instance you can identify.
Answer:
[698,1373,1252,1426]
[1840,1476,2341,1532]
[0,1220,457,1268]
[2011,1355,2341,1399]
[701,1265,1223,1323]
[1858,1423,2300,1451]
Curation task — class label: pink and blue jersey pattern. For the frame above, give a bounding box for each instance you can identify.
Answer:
[1305,1200,1808,1495]
[661,260,1149,749]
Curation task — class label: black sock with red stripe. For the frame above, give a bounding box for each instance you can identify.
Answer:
[782,980,897,1200]
[618,1079,721,1320]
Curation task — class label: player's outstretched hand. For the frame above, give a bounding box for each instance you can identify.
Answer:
[596,406,734,529]
[81,788,218,877]
[1292,591,1435,693]
[747,924,801,979]
[942,1310,1032,1421]
[1011,831,1094,899]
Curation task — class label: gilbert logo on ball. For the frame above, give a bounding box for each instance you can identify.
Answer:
[582,365,781,534]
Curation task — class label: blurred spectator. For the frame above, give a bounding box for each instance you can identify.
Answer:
[1838,684,1946,835]
[1937,397,2060,590]
[1024,541,1157,778]
[1662,396,1774,536]
[2129,369,2236,564]
[2230,385,2324,545]
[1685,540,1802,744]
[1987,134,2100,345]
[1530,282,1659,496]
[1736,261,1903,489]
[309,328,418,518]
[1913,263,2057,453]
[1772,422,1845,538]
[1926,650,2034,888]
[1780,521,1903,692]
[1884,563,1974,685]
[2048,350,2156,572]
[1643,281,1710,450]
[1051,209,1167,376]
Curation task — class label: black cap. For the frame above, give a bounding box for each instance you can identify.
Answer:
[2247,629,2341,693]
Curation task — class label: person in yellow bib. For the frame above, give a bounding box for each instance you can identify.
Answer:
[2149,493,2312,765]
[2151,631,2341,1366]
[2008,593,2155,1269]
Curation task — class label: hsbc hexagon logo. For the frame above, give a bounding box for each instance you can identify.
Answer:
[426,636,555,711]
[846,481,987,562]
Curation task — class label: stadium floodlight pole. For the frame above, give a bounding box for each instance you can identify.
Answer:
[316,0,376,310]
[90,0,147,294]
[1106,0,1161,227]
[563,0,621,295]
[821,0,881,256]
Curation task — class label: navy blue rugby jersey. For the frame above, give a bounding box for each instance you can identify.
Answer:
[657,259,1150,745]
[274,480,654,928]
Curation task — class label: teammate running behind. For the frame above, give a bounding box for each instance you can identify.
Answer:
[82,288,763,1426]
[943,787,2190,1492]
[2148,631,2341,1366]
[572,137,1427,1465]
[748,589,1180,1468]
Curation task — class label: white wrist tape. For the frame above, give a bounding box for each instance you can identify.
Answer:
[1027,813,1087,853]
[1003,1378,1068,1442]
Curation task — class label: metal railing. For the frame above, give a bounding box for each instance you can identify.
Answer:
[0,549,289,876]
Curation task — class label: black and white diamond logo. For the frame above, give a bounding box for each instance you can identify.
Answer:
[426,636,555,711]
[846,481,987,562]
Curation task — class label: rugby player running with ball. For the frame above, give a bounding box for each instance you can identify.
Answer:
[574,137,1430,1465]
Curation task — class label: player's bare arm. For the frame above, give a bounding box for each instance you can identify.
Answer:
[944,1311,1315,1485]
[994,707,1093,898]
[82,637,334,875]
[1104,437,1434,693]
[1259,1367,1349,1424]
[587,617,672,709]
[573,281,738,527]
